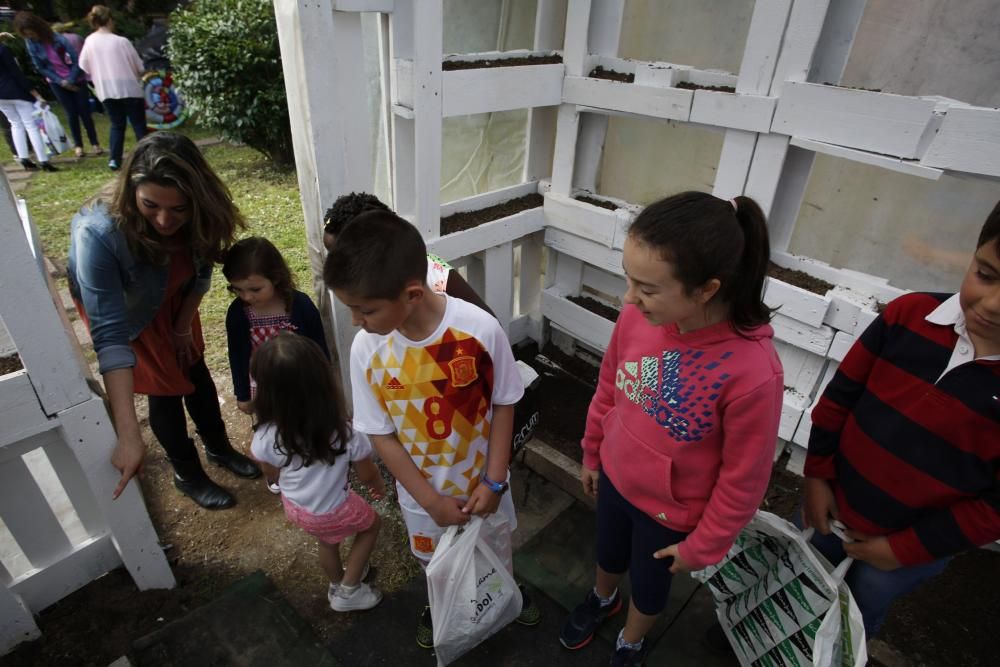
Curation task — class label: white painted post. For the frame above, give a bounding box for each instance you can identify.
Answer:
[484,243,515,333]
[522,0,566,182]
[274,0,374,395]
[0,585,39,654]
[518,233,545,346]
[411,0,443,238]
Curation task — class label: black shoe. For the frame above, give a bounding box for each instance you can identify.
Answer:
[39,161,57,172]
[416,606,433,649]
[610,640,647,666]
[559,589,623,650]
[516,583,542,626]
[201,433,262,479]
[170,456,236,509]
[19,158,38,170]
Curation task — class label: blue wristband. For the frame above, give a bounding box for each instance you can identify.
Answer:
[481,473,508,495]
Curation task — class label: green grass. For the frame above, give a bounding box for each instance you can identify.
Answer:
[12,113,307,378]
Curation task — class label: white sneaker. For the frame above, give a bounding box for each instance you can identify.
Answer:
[330,582,383,612]
[267,481,280,494]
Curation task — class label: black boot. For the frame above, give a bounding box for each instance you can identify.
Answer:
[170,455,236,510]
[200,431,262,479]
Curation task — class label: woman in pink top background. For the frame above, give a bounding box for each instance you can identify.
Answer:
[79,5,147,171]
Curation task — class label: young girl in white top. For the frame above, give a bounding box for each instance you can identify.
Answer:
[250,332,386,611]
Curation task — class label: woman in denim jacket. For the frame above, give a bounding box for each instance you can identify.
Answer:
[14,11,102,158]
[68,132,260,509]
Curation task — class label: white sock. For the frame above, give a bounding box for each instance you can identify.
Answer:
[594,587,617,607]
[616,629,643,651]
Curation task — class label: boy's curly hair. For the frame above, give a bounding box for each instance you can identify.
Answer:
[323,192,390,238]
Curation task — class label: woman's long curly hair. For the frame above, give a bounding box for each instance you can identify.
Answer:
[111,132,245,265]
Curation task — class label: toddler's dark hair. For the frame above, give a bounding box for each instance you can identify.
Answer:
[323,209,428,299]
[222,237,296,308]
[629,191,774,333]
[978,200,1000,252]
[251,333,349,467]
[323,192,391,239]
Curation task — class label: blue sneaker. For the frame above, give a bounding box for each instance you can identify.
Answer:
[108,159,120,171]
[559,588,622,650]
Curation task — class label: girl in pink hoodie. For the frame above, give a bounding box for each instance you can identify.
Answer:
[559,192,783,666]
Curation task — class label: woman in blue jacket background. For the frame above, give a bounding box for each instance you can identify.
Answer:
[14,11,102,158]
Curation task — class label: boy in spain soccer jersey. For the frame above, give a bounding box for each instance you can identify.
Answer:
[324,209,537,646]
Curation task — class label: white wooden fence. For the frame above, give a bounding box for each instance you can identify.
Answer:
[0,179,174,654]
[277,0,1000,473]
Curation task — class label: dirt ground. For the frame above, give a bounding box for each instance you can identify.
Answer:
[7,350,1000,666]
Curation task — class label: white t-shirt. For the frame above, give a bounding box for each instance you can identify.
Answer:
[250,422,372,514]
[350,295,523,515]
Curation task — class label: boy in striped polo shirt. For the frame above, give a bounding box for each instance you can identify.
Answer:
[803,201,1000,636]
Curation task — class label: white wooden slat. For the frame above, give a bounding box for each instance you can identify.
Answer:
[823,287,876,333]
[56,398,174,590]
[582,264,625,302]
[544,227,623,278]
[771,312,835,357]
[0,585,39,654]
[332,0,394,10]
[769,0,830,97]
[550,104,580,195]
[587,0,624,56]
[774,339,827,398]
[0,452,73,571]
[713,129,757,198]
[441,64,565,117]
[736,0,792,95]
[391,57,414,109]
[518,234,544,324]
[743,133,791,217]
[921,106,1000,178]
[40,440,105,539]
[10,534,119,613]
[534,0,568,52]
[541,287,615,352]
[411,1,443,238]
[562,77,692,121]
[771,82,939,159]
[484,243,515,333]
[828,330,856,363]
[791,362,839,449]
[785,443,806,476]
[779,389,809,442]
[427,208,545,262]
[561,0,591,76]
[440,181,539,217]
[524,105,559,182]
[804,0,865,87]
[790,136,943,180]
[764,277,831,328]
[689,91,776,133]
[507,314,537,347]
[544,192,619,247]
[771,251,906,305]
[549,248,584,293]
[0,372,56,449]
[573,113,610,193]
[465,254,485,298]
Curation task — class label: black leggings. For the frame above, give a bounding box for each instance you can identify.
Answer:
[147,359,227,461]
[596,473,688,615]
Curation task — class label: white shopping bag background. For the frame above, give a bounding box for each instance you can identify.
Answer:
[33,103,69,156]
[426,514,523,666]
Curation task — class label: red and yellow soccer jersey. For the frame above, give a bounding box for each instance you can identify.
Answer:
[350,296,523,514]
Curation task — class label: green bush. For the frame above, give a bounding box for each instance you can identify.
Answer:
[167,0,293,167]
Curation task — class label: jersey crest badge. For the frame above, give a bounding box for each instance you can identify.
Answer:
[448,355,478,387]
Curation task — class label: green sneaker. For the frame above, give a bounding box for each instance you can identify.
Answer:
[516,584,542,626]
[416,606,434,649]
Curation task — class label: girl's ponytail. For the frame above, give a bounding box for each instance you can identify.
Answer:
[725,195,775,331]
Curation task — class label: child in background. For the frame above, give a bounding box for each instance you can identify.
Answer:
[802,202,1000,637]
[322,192,494,315]
[250,333,385,612]
[324,209,540,648]
[223,237,328,493]
[560,192,783,666]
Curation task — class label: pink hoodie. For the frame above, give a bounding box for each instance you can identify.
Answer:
[582,304,783,570]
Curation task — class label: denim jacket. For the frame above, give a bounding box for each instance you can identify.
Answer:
[25,34,82,85]
[67,203,213,374]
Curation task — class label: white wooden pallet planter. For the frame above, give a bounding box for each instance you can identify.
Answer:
[779,387,809,443]
[771,312,835,358]
[772,250,905,306]
[331,0,394,10]
[541,286,616,353]
[544,227,623,278]
[544,192,620,249]
[393,51,564,117]
[689,89,776,134]
[921,105,1000,178]
[772,81,940,159]
[427,208,545,263]
[562,75,692,122]
[764,277,831,328]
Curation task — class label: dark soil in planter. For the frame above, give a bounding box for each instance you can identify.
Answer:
[676,81,736,93]
[442,54,563,71]
[588,66,634,83]
[822,82,883,93]
[575,195,619,211]
[1,354,23,375]
[567,295,621,322]
[440,193,543,235]
[767,262,835,296]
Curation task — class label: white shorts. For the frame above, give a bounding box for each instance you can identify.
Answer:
[399,482,517,562]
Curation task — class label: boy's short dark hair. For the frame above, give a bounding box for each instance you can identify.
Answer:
[323,192,390,238]
[323,209,428,299]
[978,200,1000,252]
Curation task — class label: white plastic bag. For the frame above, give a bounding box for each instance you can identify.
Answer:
[33,103,69,156]
[426,514,523,666]
[692,511,867,667]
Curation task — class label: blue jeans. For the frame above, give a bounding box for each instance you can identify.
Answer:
[794,513,950,636]
[103,97,147,164]
[49,82,98,148]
